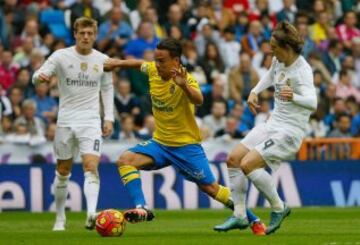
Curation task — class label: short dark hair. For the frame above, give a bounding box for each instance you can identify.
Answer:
[272,21,304,54]
[156,38,182,58]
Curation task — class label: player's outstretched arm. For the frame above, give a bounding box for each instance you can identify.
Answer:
[103,58,144,71]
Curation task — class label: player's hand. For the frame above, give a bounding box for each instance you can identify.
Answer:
[102,120,113,137]
[171,66,187,88]
[247,91,260,115]
[103,58,120,72]
[280,85,293,101]
[38,73,51,83]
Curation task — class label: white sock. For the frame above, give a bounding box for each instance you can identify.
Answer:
[53,171,70,221]
[84,171,100,217]
[228,168,248,219]
[247,168,284,212]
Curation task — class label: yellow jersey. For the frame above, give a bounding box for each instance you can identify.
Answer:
[140,61,202,146]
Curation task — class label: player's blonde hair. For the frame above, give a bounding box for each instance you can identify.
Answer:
[272,21,304,54]
[73,17,98,33]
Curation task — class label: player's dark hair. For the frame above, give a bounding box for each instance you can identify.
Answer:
[272,21,304,54]
[73,17,98,33]
[157,38,182,58]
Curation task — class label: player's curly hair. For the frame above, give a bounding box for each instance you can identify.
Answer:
[272,21,304,54]
[157,38,182,58]
[73,17,98,33]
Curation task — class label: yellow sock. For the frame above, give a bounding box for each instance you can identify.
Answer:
[215,185,233,208]
[118,165,140,185]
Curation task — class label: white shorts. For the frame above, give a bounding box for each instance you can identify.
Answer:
[241,123,303,171]
[54,126,102,160]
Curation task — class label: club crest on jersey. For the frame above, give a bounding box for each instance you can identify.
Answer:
[80,62,88,71]
[277,72,285,83]
[170,84,176,94]
[285,78,291,86]
[93,64,99,73]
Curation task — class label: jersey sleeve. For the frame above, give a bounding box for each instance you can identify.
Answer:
[292,68,317,111]
[251,57,276,95]
[140,61,156,77]
[100,71,115,122]
[186,73,201,92]
[32,50,60,85]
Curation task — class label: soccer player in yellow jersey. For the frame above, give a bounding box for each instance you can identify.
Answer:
[104,38,266,235]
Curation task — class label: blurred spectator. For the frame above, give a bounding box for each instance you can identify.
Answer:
[199,41,225,83]
[321,39,343,76]
[324,97,347,131]
[306,107,328,138]
[203,100,227,137]
[195,23,221,58]
[229,102,251,134]
[309,11,331,50]
[14,68,34,98]
[45,122,56,141]
[137,114,155,140]
[16,18,47,55]
[13,36,34,68]
[181,41,206,85]
[240,20,265,57]
[308,52,333,84]
[8,86,23,120]
[336,10,360,50]
[70,0,101,34]
[254,52,272,78]
[350,99,360,136]
[96,8,133,52]
[197,76,227,117]
[32,82,58,123]
[223,0,250,13]
[93,0,130,17]
[276,0,297,24]
[168,24,185,42]
[332,55,360,89]
[0,84,12,118]
[14,99,45,137]
[327,113,352,159]
[228,52,259,102]
[219,26,241,70]
[313,70,326,100]
[129,0,152,31]
[118,114,139,141]
[214,116,243,140]
[209,0,236,31]
[251,40,270,71]
[297,23,316,59]
[143,6,166,39]
[0,50,19,90]
[164,3,190,39]
[234,11,249,42]
[114,77,141,123]
[335,69,360,103]
[124,21,159,59]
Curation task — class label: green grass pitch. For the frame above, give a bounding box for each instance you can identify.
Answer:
[0,208,359,245]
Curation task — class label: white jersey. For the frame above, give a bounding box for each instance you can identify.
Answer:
[32,46,114,128]
[252,56,317,137]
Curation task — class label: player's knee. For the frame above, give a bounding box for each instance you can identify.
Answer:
[56,166,71,176]
[239,158,252,175]
[226,153,240,168]
[116,152,136,168]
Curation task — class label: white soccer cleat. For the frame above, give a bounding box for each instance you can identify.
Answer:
[53,219,66,231]
[85,212,99,230]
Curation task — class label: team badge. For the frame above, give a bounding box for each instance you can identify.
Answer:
[285,78,291,86]
[93,64,99,73]
[80,62,88,71]
[277,72,285,83]
[170,84,175,94]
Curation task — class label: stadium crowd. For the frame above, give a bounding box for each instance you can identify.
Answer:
[0,0,360,146]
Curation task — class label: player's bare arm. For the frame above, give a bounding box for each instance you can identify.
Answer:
[171,66,203,106]
[103,58,144,71]
[247,92,260,115]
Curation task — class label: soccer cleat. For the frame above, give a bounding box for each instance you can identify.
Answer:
[85,212,99,230]
[52,219,66,231]
[250,221,266,236]
[266,204,291,235]
[213,216,249,232]
[124,207,155,223]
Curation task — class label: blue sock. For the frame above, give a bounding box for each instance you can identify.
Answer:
[124,178,146,208]
[246,209,260,223]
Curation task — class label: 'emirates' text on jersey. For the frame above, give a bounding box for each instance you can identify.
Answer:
[33,47,113,127]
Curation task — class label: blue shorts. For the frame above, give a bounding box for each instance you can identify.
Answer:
[129,139,215,185]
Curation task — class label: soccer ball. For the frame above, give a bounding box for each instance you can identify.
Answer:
[95,209,126,237]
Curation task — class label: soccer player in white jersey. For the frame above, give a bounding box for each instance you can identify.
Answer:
[214,21,317,234]
[32,17,114,231]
